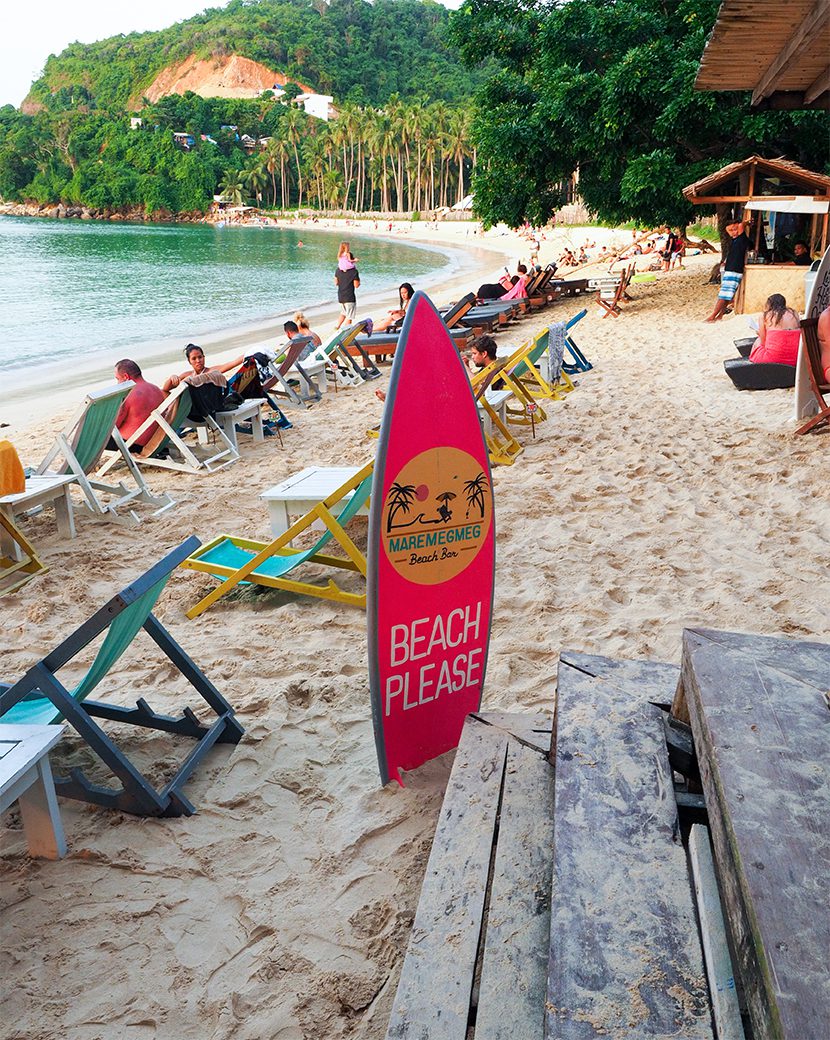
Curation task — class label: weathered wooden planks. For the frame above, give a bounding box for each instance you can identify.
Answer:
[386,712,554,1040]
[688,825,745,1040]
[476,738,555,1040]
[547,656,713,1039]
[676,629,830,1040]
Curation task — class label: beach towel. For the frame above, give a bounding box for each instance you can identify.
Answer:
[546,323,566,385]
[0,440,25,495]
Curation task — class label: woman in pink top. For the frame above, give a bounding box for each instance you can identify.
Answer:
[501,264,529,300]
[748,294,801,366]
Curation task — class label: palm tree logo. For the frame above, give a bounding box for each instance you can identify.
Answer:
[386,482,417,532]
[463,473,489,519]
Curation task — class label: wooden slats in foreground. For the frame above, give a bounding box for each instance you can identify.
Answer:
[672,628,830,1040]
[547,652,713,1039]
[386,713,554,1040]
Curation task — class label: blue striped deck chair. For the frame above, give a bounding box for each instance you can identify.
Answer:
[182,463,374,618]
[36,382,174,523]
[307,321,381,386]
[0,537,243,816]
[505,327,576,407]
[562,309,593,374]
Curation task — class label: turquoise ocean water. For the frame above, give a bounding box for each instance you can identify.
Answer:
[0,217,449,380]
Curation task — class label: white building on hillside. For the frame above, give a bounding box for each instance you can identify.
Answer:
[295,93,335,121]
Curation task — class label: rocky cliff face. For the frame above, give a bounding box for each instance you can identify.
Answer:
[137,54,313,107]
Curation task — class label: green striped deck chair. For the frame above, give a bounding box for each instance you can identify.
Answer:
[37,381,174,523]
[182,462,374,618]
[308,321,381,387]
[0,537,243,816]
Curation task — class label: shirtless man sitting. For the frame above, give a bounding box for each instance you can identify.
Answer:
[163,343,243,392]
[112,359,165,449]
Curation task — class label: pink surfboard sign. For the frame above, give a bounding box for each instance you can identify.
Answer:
[367,292,496,786]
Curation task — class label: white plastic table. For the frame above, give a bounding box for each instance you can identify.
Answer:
[199,398,266,452]
[261,466,367,538]
[0,475,77,561]
[0,723,67,859]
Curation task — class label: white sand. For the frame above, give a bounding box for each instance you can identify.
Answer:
[2,242,828,1040]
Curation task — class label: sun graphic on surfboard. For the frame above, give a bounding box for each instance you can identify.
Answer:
[382,447,493,585]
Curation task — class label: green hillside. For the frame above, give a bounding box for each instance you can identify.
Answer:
[25,0,480,112]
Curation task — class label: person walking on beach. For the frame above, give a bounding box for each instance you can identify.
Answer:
[334,247,360,330]
[705,220,751,322]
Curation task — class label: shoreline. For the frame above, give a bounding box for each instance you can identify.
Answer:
[0,219,516,434]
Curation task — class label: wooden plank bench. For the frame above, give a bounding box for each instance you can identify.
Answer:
[386,712,554,1040]
[547,652,714,1038]
[671,628,830,1040]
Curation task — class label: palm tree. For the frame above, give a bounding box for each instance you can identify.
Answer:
[447,109,472,207]
[218,169,244,207]
[245,161,267,209]
[386,483,417,531]
[283,106,305,208]
[463,473,489,519]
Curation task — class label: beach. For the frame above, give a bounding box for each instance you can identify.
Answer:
[2,239,828,1040]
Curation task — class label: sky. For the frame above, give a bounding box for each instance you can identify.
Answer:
[1,0,463,109]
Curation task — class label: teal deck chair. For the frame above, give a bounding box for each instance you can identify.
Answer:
[0,537,243,816]
[562,309,593,374]
[310,321,381,386]
[37,381,174,523]
[182,464,374,618]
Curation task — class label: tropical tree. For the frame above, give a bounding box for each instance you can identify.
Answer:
[218,168,244,206]
[245,160,267,208]
[448,0,827,229]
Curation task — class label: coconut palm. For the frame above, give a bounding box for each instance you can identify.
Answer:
[245,161,268,209]
[218,169,244,206]
[283,106,305,208]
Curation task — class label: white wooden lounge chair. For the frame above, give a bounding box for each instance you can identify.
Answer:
[99,382,239,476]
[31,382,174,526]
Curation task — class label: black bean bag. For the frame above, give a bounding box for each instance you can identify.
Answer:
[723,358,796,390]
[733,337,756,358]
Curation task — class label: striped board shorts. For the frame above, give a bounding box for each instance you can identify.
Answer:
[718,270,743,301]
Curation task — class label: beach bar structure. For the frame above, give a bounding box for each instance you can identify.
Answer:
[683,156,830,313]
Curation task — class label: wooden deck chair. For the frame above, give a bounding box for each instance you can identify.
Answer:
[182,463,374,618]
[36,382,174,525]
[309,321,381,387]
[477,339,550,427]
[0,538,244,816]
[0,512,47,596]
[473,361,524,466]
[260,336,324,408]
[101,382,239,475]
[562,309,593,373]
[796,317,830,435]
[506,326,576,403]
[596,267,632,319]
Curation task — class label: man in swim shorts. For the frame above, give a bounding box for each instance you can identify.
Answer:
[705,220,750,322]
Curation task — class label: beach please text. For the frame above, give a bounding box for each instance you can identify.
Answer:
[384,601,483,716]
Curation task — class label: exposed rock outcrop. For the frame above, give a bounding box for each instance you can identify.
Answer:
[137,54,313,107]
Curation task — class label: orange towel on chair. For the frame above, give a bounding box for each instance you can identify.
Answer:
[0,440,26,495]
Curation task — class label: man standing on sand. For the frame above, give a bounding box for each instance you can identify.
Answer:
[111,359,165,449]
[705,220,751,322]
[334,258,360,330]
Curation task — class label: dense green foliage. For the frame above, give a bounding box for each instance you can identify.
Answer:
[448,0,829,228]
[0,0,481,214]
[0,92,474,214]
[27,0,481,111]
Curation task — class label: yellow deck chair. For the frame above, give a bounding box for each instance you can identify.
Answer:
[507,327,576,403]
[182,462,374,618]
[0,512,47,596]
[471,360,524,465]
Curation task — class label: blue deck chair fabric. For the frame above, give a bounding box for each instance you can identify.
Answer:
[562,309,593,374]
[183,468,374,617]
[0,538,243,816]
